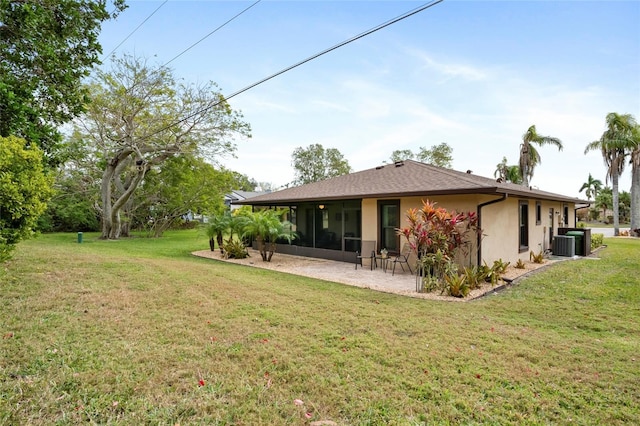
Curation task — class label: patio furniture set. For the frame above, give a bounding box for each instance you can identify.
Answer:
[355,241,413,276]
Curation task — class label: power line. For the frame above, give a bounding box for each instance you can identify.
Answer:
[137,0,445,142]
[162,0,262,68]
[221,0,444,106]
[102,0,169,61]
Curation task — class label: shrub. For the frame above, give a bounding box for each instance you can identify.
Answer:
[462,266,485,290]
[591,233,604,250]
[480,262,502,286]
[492,259,510,274]
[222,239,249,259]
[515,259,526,269]
[444,273,469,298]
[420,276,440,294]
[400,200,483,294]
[530,250,545,264]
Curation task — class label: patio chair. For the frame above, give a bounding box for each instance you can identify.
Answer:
[391,243,413,276]
[355,240,377,270]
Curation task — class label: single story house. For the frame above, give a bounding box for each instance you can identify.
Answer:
[234,160,587,266]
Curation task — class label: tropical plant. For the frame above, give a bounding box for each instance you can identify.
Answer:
[205,213,231,253]
[494,157,523,184]
[420,250,456,287]
[492,259,510,274]
[242,209,295,262]
[594,187,613,223]
[619,191,631,223]
[579,173,603,201]
[519,125,563,188]
[221,238,249,259]
[444,272,469,298]
[479,261,503,286]
[462,266,486,290]
[515,259,526,269]
[530,250,545,264]
[585,113,637,236]
[398,200,482,293]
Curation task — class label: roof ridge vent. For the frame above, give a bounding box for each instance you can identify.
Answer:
[394,160,405,167]
[376,165,384,170]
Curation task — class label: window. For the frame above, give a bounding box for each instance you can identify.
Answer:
[536,201,542,225]
[519,201,529,252]
[563,204,569,226]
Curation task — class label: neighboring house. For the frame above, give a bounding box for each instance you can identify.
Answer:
[234,160,587,265]
[224,190,269,211]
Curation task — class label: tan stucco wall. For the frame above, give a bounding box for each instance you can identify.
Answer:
[361,198,378,244]
[362,195,576,266]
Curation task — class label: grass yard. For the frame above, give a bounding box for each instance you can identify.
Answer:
[1,231,639,425]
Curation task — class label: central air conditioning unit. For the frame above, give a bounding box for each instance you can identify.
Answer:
[553,235,575,257]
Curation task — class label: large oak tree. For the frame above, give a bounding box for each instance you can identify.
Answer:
[72,55,251,239]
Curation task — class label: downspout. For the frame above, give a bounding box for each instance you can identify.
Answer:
[574,204,589,227]
[477,194,508,266]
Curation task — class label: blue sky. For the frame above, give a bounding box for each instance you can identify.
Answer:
[98,0,640,198]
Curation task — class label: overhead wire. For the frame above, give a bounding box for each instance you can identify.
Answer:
[103,0,169,61]
[162,0,262,68]
[128,0,445,142]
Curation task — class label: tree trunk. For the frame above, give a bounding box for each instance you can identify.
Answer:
[631,164,640,236]
[216,232,224,253]
[519,142,530,188]
[100,164,116,239]
[101,160,147,239]
[119,196,135,237]
[612,171,620,236]
[257,237,267,261]
[521,166,529,188]
[266,242,276,262]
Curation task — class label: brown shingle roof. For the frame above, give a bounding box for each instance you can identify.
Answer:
[236,160,583,205]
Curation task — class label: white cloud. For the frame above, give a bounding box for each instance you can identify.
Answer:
[404,48,488,82]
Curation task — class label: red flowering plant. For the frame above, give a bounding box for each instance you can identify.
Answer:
[397,200,483,293]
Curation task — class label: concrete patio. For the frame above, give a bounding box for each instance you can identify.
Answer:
[192,249,544,301]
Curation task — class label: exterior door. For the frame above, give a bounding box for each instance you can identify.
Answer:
[549,208,554,248]
[379,201,400,253]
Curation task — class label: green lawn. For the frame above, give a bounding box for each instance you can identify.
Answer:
[1,231,639,425]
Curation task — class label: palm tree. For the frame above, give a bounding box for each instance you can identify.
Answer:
[205,212,230,253]
[518,125,563,188]
[494,157,509,181]
[242,209,295,262]
[579,173,603,201]
[584,113,637,236]
[494,157,523,184]
[630,124,640,236]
